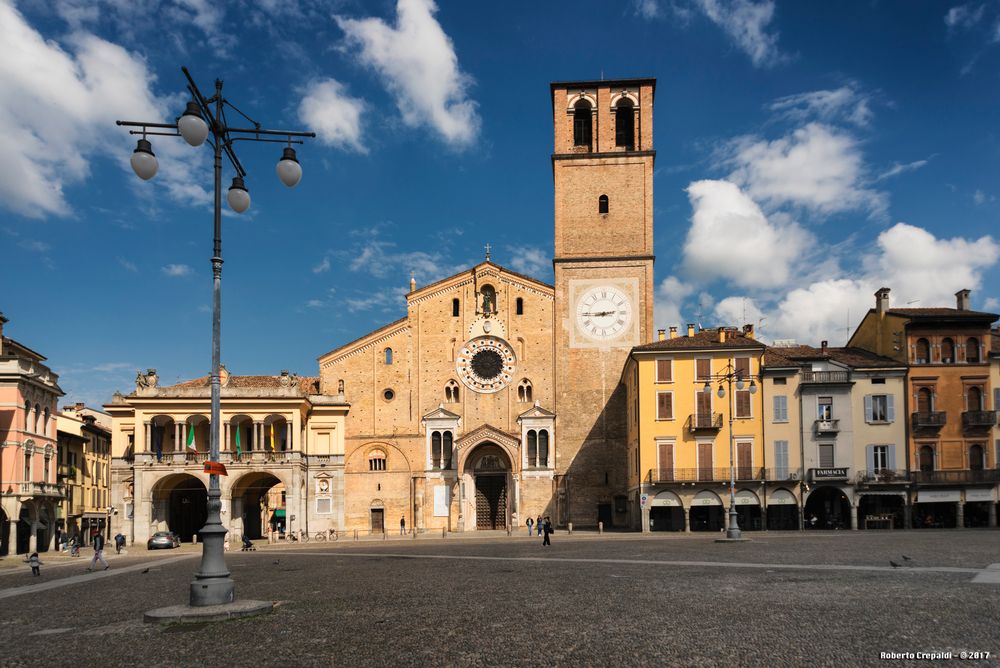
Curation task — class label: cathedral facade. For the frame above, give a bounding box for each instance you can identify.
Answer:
[107,77,657,540]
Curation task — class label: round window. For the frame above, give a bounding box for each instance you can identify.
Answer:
[383,389,395,401]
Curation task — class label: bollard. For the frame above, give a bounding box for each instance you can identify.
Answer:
[568,522,573,535]
[192,535,198,544]
[354,529,358,541]
[506,525,512,537]
[383,530,387,541]
[442,527,446,539]
[412,527,417,539]
[598,521,603,534]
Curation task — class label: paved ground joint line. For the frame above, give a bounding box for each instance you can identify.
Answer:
[0,554,198,600]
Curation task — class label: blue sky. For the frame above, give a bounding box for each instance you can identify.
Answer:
[2,0,999,407]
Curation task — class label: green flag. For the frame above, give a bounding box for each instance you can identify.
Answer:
[235,426,242,457]
[186,425,196,451]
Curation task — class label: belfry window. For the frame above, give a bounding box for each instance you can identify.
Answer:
[573,100,592,147]
[516,297,524,315]
[598,194,609,214]
[445,380,460,403]
[452,298,460,317]
[384,347,393,365]
[615,98,635,149]
[518,379,533,403]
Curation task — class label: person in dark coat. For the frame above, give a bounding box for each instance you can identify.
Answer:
[542,516,552,546]
[536,515,543,536]
[87,530,109,571]
[114,533,126,554]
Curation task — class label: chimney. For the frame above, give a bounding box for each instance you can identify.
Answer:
[718,328,726,343]
[657,329,666,342]
[821,340,828,354]
[669,326,678,339]
[875,287,890,315]
[687,323,695,337]
[75,402,85,411]
[743,323,755,339]
[956,289,971,311]
[0,312,7,340]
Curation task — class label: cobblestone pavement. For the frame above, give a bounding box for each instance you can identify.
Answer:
[1,530,998,668]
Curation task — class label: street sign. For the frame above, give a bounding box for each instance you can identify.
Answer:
[640,493,649,507]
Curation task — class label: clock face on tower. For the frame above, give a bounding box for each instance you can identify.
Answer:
[575,285,633,341]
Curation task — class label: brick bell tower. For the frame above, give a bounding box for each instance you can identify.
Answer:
[550,78,656,527]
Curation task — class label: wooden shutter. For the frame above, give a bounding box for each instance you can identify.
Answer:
[736,390,751,418]
[657,442,673,481]
[696,391,712,420]
[819,444,834,468]
[886,444,896,470]
[865,445,874,473]
[864,395,873,422]
[774,440,788,479]
[735,357,750,377]
[886,394,895,422]
[656,359,672,382]
[696,358,711,380]
[737,441,752,478]
[656,392,673,420]
[698,442,713,480]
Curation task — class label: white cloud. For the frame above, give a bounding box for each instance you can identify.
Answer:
[984,297,1000,311]
[0,1,209,219]
[768,85,873,127]
[162,263,192,277]
[723,123,886,217]
[876,159,930,182]
[17,239,50,252]
[945,4,985,30]
[634,0,661,18]
[336,0,480,146]
[298,79,367,153]
[713,295,766,329]
[506,246,549,278]
[305,299,325,309]
[973,189,994,205]
[345,286,409,313]
[117,256,138,272]
[682,179,811,289]
[693,0,784,68]
[654,275,696,329]
[347,233,445,284]
[312,256,331,273]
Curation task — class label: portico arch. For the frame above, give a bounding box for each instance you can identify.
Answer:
[16,503,36,554]
[230,471,287,540]
[150,473,208,542]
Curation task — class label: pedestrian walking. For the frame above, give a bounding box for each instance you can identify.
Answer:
[525,516,534,536]
[114,533,126,554]
[87,530,109,571]
[400,516,406,536]
[26,552,43,577]
[536,515,543,536]
[542,516,552,546]
[69,534,80,557]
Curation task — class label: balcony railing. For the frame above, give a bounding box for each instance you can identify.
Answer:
[763,468,801,482]
[134,450,318,467]
[855,469,910,484]
[911,469,1000,484]
[687,413,723,432]
[647,467,765,483]
[911,411,946,429]
[814,418,840,434]
[18,481,65,497]
[801,371,850,384]
[961,410,997,429]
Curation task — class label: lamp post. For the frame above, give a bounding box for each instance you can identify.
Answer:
[117,67,314,608]
[702,363,757,540]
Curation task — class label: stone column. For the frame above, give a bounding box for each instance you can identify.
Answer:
[641,505,650,533]
[143,422,150,453]
[285,422,291,451]
[684,507,691,533]
[850,504,858,530]
[988,502,997,528]
[173,422,180,454]
[956,501,965,529]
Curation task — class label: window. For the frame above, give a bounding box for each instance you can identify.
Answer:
[818,444,835,468]
[773,440,789,479]
[34,404,40,433]
[384,347,393,365]
[655,359,672,383]
[870,445,889,472]
[817,397,833,420]
[516,297,523,315]
[23,401,30,429]
[915,338,930,364]
[865,394,893,423]
[969,444,985,471]
[517,379,533,403]
[772,396,788,422]
[432,432,442,469]
[43,407,50,435]
[23,452,31,480]
[773,377,787,385]
[736,389,751,418]
[916,387,933,413]
[918,445,934,472]
[966,337,980,363]
[445,380,460,403]
[941,338,955,364]
[338,379,345,394]
[368,450,386,471]
[573,100,592,147]
[598,194,609,214]
[696,358,712,381]
[656,391,673,420]
[967,386,983,411]
[452,298,460,317]
[527,430,537,467]
[734,357,750,380]
[443,431,453,469]
[615,98,635,148]
[383,389,395,401]
[871,377,886,384]
[538,429,549,467]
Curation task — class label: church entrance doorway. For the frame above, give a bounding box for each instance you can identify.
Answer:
[466,442,512,531]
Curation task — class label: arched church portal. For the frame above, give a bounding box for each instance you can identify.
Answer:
[467,444,511,530]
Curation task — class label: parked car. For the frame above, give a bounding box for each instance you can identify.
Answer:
[147,531,180,550]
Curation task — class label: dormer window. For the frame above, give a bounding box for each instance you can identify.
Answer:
[615,98,635,149]
[573,100,592,147]
[598,194,609,214]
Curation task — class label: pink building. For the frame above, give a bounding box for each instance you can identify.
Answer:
[0,312,64,555]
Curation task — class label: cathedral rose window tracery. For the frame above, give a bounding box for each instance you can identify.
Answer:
[456,336,516,394]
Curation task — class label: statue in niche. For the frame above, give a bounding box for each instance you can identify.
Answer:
[480,285,496,315]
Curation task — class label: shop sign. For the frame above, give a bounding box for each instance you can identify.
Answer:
[917,489,960,503]
[810,467,848,481]
[965,489,996,502]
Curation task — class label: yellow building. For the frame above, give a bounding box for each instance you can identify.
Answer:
[56,404,112,541]
[624,325,767,532]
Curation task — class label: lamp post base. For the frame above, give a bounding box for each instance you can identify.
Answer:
[145,599,273,625]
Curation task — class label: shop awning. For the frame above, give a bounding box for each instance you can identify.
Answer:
[272,509,286,518]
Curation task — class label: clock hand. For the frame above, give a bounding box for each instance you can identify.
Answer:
[582,310,615,317]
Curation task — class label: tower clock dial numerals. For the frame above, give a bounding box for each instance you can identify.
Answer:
[575,285,633,341]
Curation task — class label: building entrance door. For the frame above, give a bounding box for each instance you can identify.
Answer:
[475,475,506,529]
[370,508,384,533]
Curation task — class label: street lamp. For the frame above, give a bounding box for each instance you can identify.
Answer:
[702,363,757,540]
[117,66,315,610]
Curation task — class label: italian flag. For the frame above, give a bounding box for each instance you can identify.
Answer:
[235,426,242,457]
[186,425,196,451]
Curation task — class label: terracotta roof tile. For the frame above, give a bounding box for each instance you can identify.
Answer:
[165,374,320,393]
[632,330,766,352]
[886,307,998,319]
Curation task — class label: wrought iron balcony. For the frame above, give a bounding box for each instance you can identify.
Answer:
[911,411,946,430]
[911,469,1000,484]
[961,410,997,429]
[855,469,910,485]
[763,469,801,482]
[687,412,723,432]
[801,370,850,384]
[814,418,840,434]
[647,467,764,483]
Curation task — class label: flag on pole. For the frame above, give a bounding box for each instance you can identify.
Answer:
[235,425,242,458]
[186,424,196,451]
[153,426,162,462]
[269,423,275,452]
